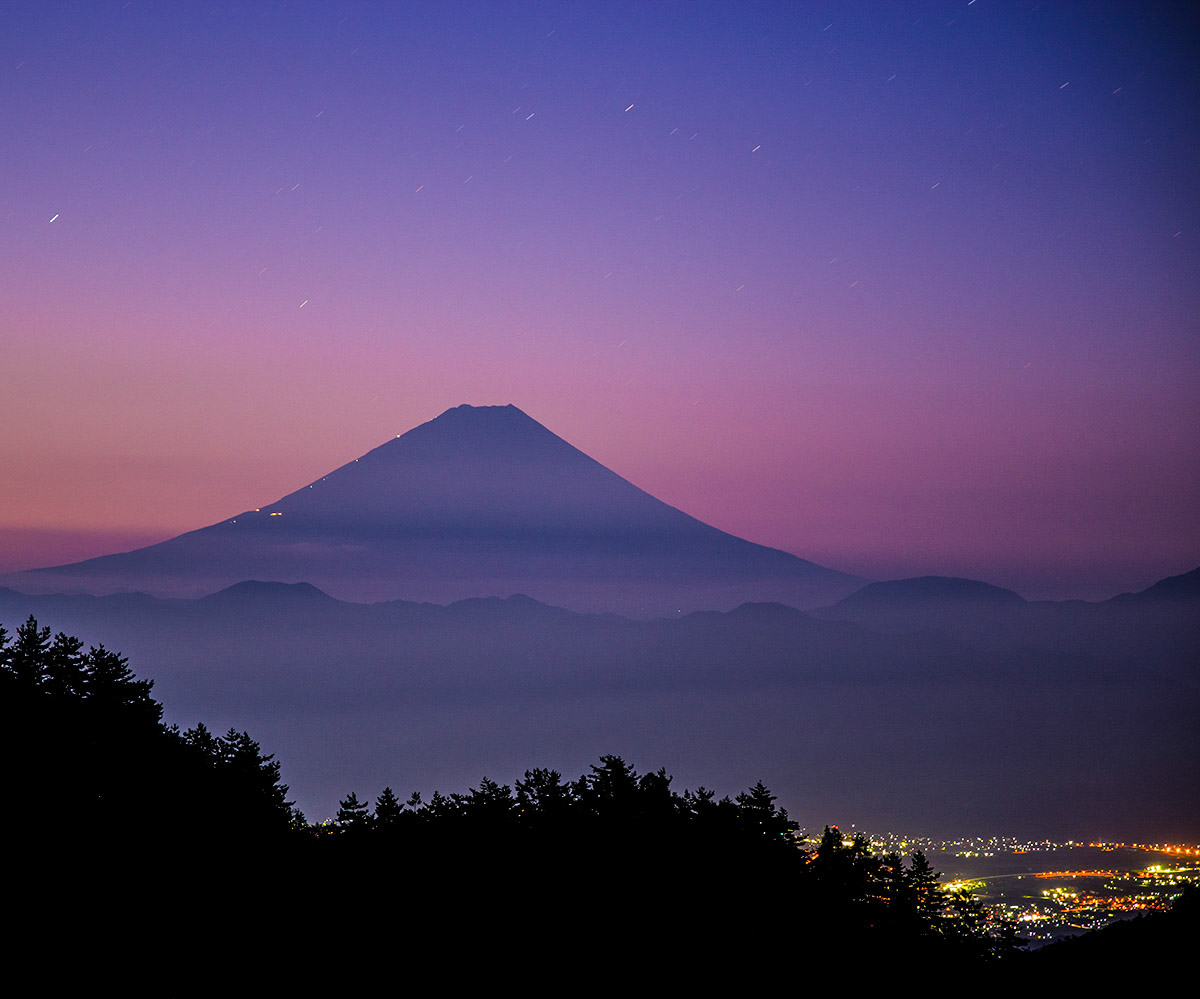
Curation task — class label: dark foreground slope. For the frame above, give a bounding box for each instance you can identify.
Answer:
[11,617,1191,990]
[1012,887,1199,984]
[6,619,1036,991]
[12,404,863,614]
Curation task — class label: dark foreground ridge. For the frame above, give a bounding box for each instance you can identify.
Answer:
[12,404,864,614]
[6,617,1193,989]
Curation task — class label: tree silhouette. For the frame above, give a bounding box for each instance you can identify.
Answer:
[10,615,50,689]
[373,786,404,827]
[515,767,572,824]
[336,791,371,830]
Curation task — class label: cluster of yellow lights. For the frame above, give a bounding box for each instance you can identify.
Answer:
[1034,870,1116,879]
[1090,842,1200,855]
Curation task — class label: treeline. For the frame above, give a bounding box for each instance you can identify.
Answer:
[1,615,294,847]
[18,614,1170,987]
[314,761,1022,963]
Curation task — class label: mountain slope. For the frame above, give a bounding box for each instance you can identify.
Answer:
[15,405,863,613]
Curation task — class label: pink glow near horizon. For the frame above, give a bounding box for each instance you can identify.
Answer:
[2,4,1196,601]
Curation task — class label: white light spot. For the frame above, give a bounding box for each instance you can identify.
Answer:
[752,145,761,152]
[299,299,309,308]
[624,104,634,112]
[525,112,535,120]
[49,213,59,223]
[1059,82,1069,89]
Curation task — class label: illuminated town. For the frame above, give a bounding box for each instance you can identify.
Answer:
[815,832,1200,943]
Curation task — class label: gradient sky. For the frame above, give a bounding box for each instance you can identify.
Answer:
[3,1,1197,600]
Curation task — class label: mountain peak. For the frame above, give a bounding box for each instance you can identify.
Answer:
[16,405,864,614]
[439,403,519,415]
[431,403,536,426]
[358,403,581,469]
[427,403,525,427]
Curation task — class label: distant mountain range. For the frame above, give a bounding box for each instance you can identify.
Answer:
[11,404,864,615]
[813,567,1200,686]
[1,566,1195,839]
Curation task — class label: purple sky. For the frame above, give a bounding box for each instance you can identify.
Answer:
[3,1,1197,600]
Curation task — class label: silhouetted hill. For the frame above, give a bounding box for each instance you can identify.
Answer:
[12,404,864,614]
[815,568,1200,688]
[199,580,342,607]
[814,575,1031,649]
[1110,567,1200,604]
[838,576,1026,607]
[1009,887,1199,985]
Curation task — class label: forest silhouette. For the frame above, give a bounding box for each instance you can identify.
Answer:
[4,615,1190,989]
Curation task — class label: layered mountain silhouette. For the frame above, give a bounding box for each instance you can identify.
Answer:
[814,568,1200,686]
[15,404,864,614]
[1,566,1195,838]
